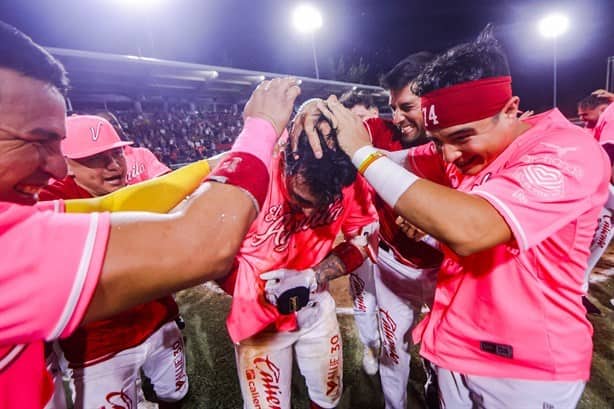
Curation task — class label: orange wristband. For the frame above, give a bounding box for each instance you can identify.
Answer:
[358,151,385,175]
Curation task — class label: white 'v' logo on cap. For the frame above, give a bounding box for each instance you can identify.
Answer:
[89,122,103,141]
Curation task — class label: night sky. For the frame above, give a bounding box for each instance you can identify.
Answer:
[1,0,612,117]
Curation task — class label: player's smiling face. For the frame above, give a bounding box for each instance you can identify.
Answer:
[389,84,426,146]
[0,68,68,205]
[430,113,517,176]
[68,147,127,196]
[577,105,606,129]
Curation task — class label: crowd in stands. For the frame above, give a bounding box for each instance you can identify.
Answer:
[109,106,243,165]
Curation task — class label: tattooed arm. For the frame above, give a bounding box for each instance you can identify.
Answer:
[312,242,368,288]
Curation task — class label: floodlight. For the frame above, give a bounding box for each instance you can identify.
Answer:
[292,4,323,34]
[538,13,569,38]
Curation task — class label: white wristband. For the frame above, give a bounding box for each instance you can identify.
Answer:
[363,156,418,207]
[351,145,378,169]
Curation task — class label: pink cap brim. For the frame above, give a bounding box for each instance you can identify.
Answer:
[65,141,134,159]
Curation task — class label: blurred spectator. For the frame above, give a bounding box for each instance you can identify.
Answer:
[77,105,244,165]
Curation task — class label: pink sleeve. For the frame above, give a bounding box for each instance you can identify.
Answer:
[470,133,610,251]
[341,175,379,237]
[596,104,614,145]
[0,204,110,345]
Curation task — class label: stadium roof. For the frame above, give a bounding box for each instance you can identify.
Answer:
[47,47,389,109]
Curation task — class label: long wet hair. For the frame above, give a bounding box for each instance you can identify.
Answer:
[284,115,357,207]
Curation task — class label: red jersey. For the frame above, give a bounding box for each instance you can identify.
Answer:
[364,117,444,268]
[219,152,378,343]
[39,176,178,366]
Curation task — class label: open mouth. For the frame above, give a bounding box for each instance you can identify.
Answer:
[455,156,481,173]
[401,123,416,137]
[104,175,124,185]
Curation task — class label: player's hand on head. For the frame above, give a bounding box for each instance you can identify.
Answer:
[243,77,302,136]
[592,89,614,102]
[260,268,317,314]
[395,216,426,241]
[319,95,372,157]
[290,98,326,159]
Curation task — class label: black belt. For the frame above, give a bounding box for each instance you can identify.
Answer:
[379,241,391,252]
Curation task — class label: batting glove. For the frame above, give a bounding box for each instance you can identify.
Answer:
[260,268,318,315]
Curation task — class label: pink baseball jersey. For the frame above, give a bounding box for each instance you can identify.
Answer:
[39,176,179,367]
[0,201,110,407]
[593,102,614,145]
[408,109,610,381]
[219,152,378,343]
[124,145,171,185]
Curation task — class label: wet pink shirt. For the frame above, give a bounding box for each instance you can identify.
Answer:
[220,153,378,343]
[409,109,610,380]
[0,201,110,407]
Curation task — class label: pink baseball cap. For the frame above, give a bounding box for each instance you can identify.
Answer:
[62,115,133,159]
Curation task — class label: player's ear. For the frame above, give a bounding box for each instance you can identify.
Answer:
[501,96,520,119]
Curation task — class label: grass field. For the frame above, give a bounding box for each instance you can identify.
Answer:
[168,251,614,409]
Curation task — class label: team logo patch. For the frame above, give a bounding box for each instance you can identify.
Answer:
[89,121,103,141]
[251,355,282,408]
[349,274,367,312]
[379,309,400,365]
[540,142,577,157]
[517,164,564,198]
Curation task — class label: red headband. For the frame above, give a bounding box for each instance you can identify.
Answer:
[420,76,512,131]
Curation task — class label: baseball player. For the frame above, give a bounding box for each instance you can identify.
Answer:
[365,53,446,409]
[94,111,172,184]
[38,115,188,409]
[0,21,300,406]
[577,94,610,131]
[217,109,378,409]
[338,90,383,376]
[336,54,444,408]
[339,90,379,121]
[582,91,614,310]
[309,26,609,407]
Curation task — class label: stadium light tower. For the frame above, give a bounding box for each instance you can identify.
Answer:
[292,4,323,79]
[538,12,569,108]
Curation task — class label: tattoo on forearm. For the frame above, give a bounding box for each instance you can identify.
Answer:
[314,254,347,288]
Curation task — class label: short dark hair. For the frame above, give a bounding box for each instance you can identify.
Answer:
[284,115,356,207]
[577,94,610,110]
[412,24,510,96]
[0,21,69,94]
[339,91,375,110]
[380,51,435,91]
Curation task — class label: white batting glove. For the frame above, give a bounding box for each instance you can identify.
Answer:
[260,268,317,314]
